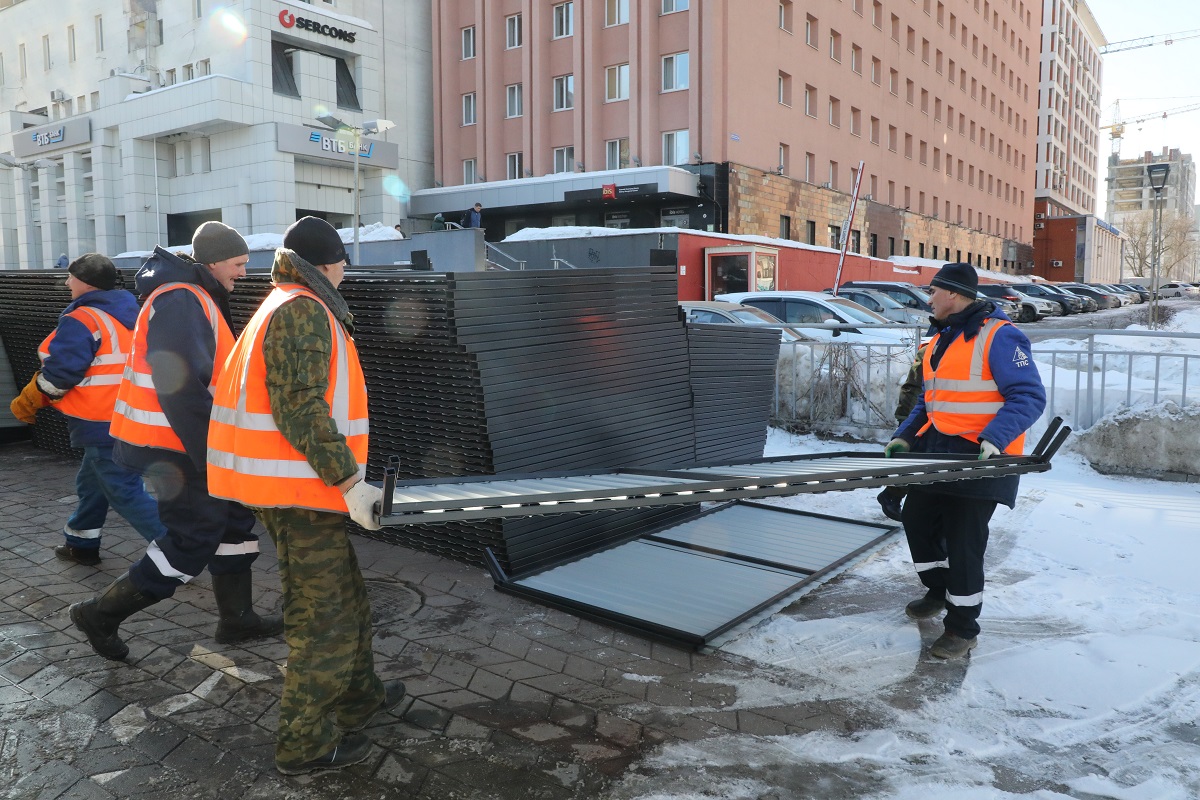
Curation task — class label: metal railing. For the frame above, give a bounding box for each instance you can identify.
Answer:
[484,243,526,271]
[770,327,1200,435]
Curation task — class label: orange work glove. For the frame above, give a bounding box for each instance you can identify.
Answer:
[9,373,50,424]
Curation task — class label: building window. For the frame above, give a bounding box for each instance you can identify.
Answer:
[778,143,789,174]
[804,85,816,117]
[195,0,203,19]
[606,64,629,101]
[553,2,574,38]
[829,30,841,61]
[850,107,861,136]
[872,1,882,28]
[869,233,878,256]
[828,97,840,127]
[829,224,842,249]
[851,230,861,253]
[778,71,791,105]
[606,138,630,169]
[805,152,815,182]
[463,158,477,184]
[165,68,176,85]
[95,15,104,52]
[871,57,881,84]
[335,58,360,109]
[828,161,838,189]
[42,35,50,71]
[662,129,690,166]
[506,83,523,118]
[553,146,575,174]
[183,63,194,81]
[461,26,476,60]
[506,14,522,48]
[780,215,791,239]
[779,1,793,32]
[506,152,524,180]
[553,74,574,110]
[806,220,817,245]
[889,69,899,95]
[270,42,299,97]
[67,25,76,63]
[850,44,862,74]
[462,93,477,125]
[606,0,629,26]
[662,52,689,91]
[662,0,689,13]
[805,14,817,47]
[870,116,880,143]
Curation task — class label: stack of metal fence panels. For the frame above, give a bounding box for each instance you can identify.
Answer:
[686,323,779,464]
[2,265,784,571]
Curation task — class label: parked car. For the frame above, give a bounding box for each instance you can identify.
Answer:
[716,291,915,345]
[1111,283,1151,303]
[1158,282,1200,299]
[1012,282,1084,315]
[976,284,1056,322]
[1056,287,1099,312]
[678,301,813,342]
[823,287,926,324]
[838,281,935,314]
[1061,284,1121,309]
[1087,283,1135,306]
[973,290,1022,320]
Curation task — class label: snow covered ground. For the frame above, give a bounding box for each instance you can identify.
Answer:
[608,310,1200,800]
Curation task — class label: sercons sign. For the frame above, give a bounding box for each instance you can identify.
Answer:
[278,8,357,43]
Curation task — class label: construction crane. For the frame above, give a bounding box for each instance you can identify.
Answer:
[1099,28,1200,55]
[1100,99,1200,155]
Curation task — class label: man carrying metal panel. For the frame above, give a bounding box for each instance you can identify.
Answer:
[884,263,1046,659]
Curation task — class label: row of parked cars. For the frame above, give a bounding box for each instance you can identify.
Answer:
[681,278,1196,344]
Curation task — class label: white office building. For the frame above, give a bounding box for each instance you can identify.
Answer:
[0,0,432,269]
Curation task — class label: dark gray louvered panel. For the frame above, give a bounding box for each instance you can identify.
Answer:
[494,501,899,647]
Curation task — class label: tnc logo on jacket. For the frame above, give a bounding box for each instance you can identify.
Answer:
[1012,346,1030,368]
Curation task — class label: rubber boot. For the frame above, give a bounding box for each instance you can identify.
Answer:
[69,574,159,661]
[212,571,284,644]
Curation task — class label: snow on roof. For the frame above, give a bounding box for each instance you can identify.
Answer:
[116,221,402,259]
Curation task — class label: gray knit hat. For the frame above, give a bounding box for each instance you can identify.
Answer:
[191,221,248,265]
[68,253,118,291]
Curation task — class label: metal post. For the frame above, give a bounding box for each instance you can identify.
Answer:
[353,127,361,267]
[1147,185,1156,326]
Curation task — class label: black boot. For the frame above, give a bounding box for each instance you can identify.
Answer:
[212,571,284,645]
[69,574,159,661]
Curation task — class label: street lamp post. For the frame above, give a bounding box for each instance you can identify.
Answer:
[1146,163,1170,329]
[314,115,394,266]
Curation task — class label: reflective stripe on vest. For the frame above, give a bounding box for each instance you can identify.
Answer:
[918,317,1026,455]
[38,306,132,422]
[206,284,369,514]
[110,283,233,452]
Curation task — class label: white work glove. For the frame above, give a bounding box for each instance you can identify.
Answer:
[343,480,383,530]
[978,440,1001,460]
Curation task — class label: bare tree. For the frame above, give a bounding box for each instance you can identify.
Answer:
[1119,210,1199,283]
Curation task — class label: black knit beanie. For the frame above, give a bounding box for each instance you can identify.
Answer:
[283,217,348,267]
[930,262,979,298]
[68,253,118,291]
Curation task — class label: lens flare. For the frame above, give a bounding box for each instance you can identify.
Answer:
[210,7,248,45]
[383,175,411,202]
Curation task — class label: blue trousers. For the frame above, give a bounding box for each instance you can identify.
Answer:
[64,446,166,549]
[126,454,260,600]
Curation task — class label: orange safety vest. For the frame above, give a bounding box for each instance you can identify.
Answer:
[207,284,369,513]
[110,283,234,452]
[917,318,1026,455]
[38,306,131,422]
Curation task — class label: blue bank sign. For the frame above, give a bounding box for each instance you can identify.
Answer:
[13,118,92,158]
[276,122,399,169]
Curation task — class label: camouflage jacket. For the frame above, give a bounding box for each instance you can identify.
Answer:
[261,250,359,487]
[894,345,927,424]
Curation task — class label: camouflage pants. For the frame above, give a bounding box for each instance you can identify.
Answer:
[257,506,383,766]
